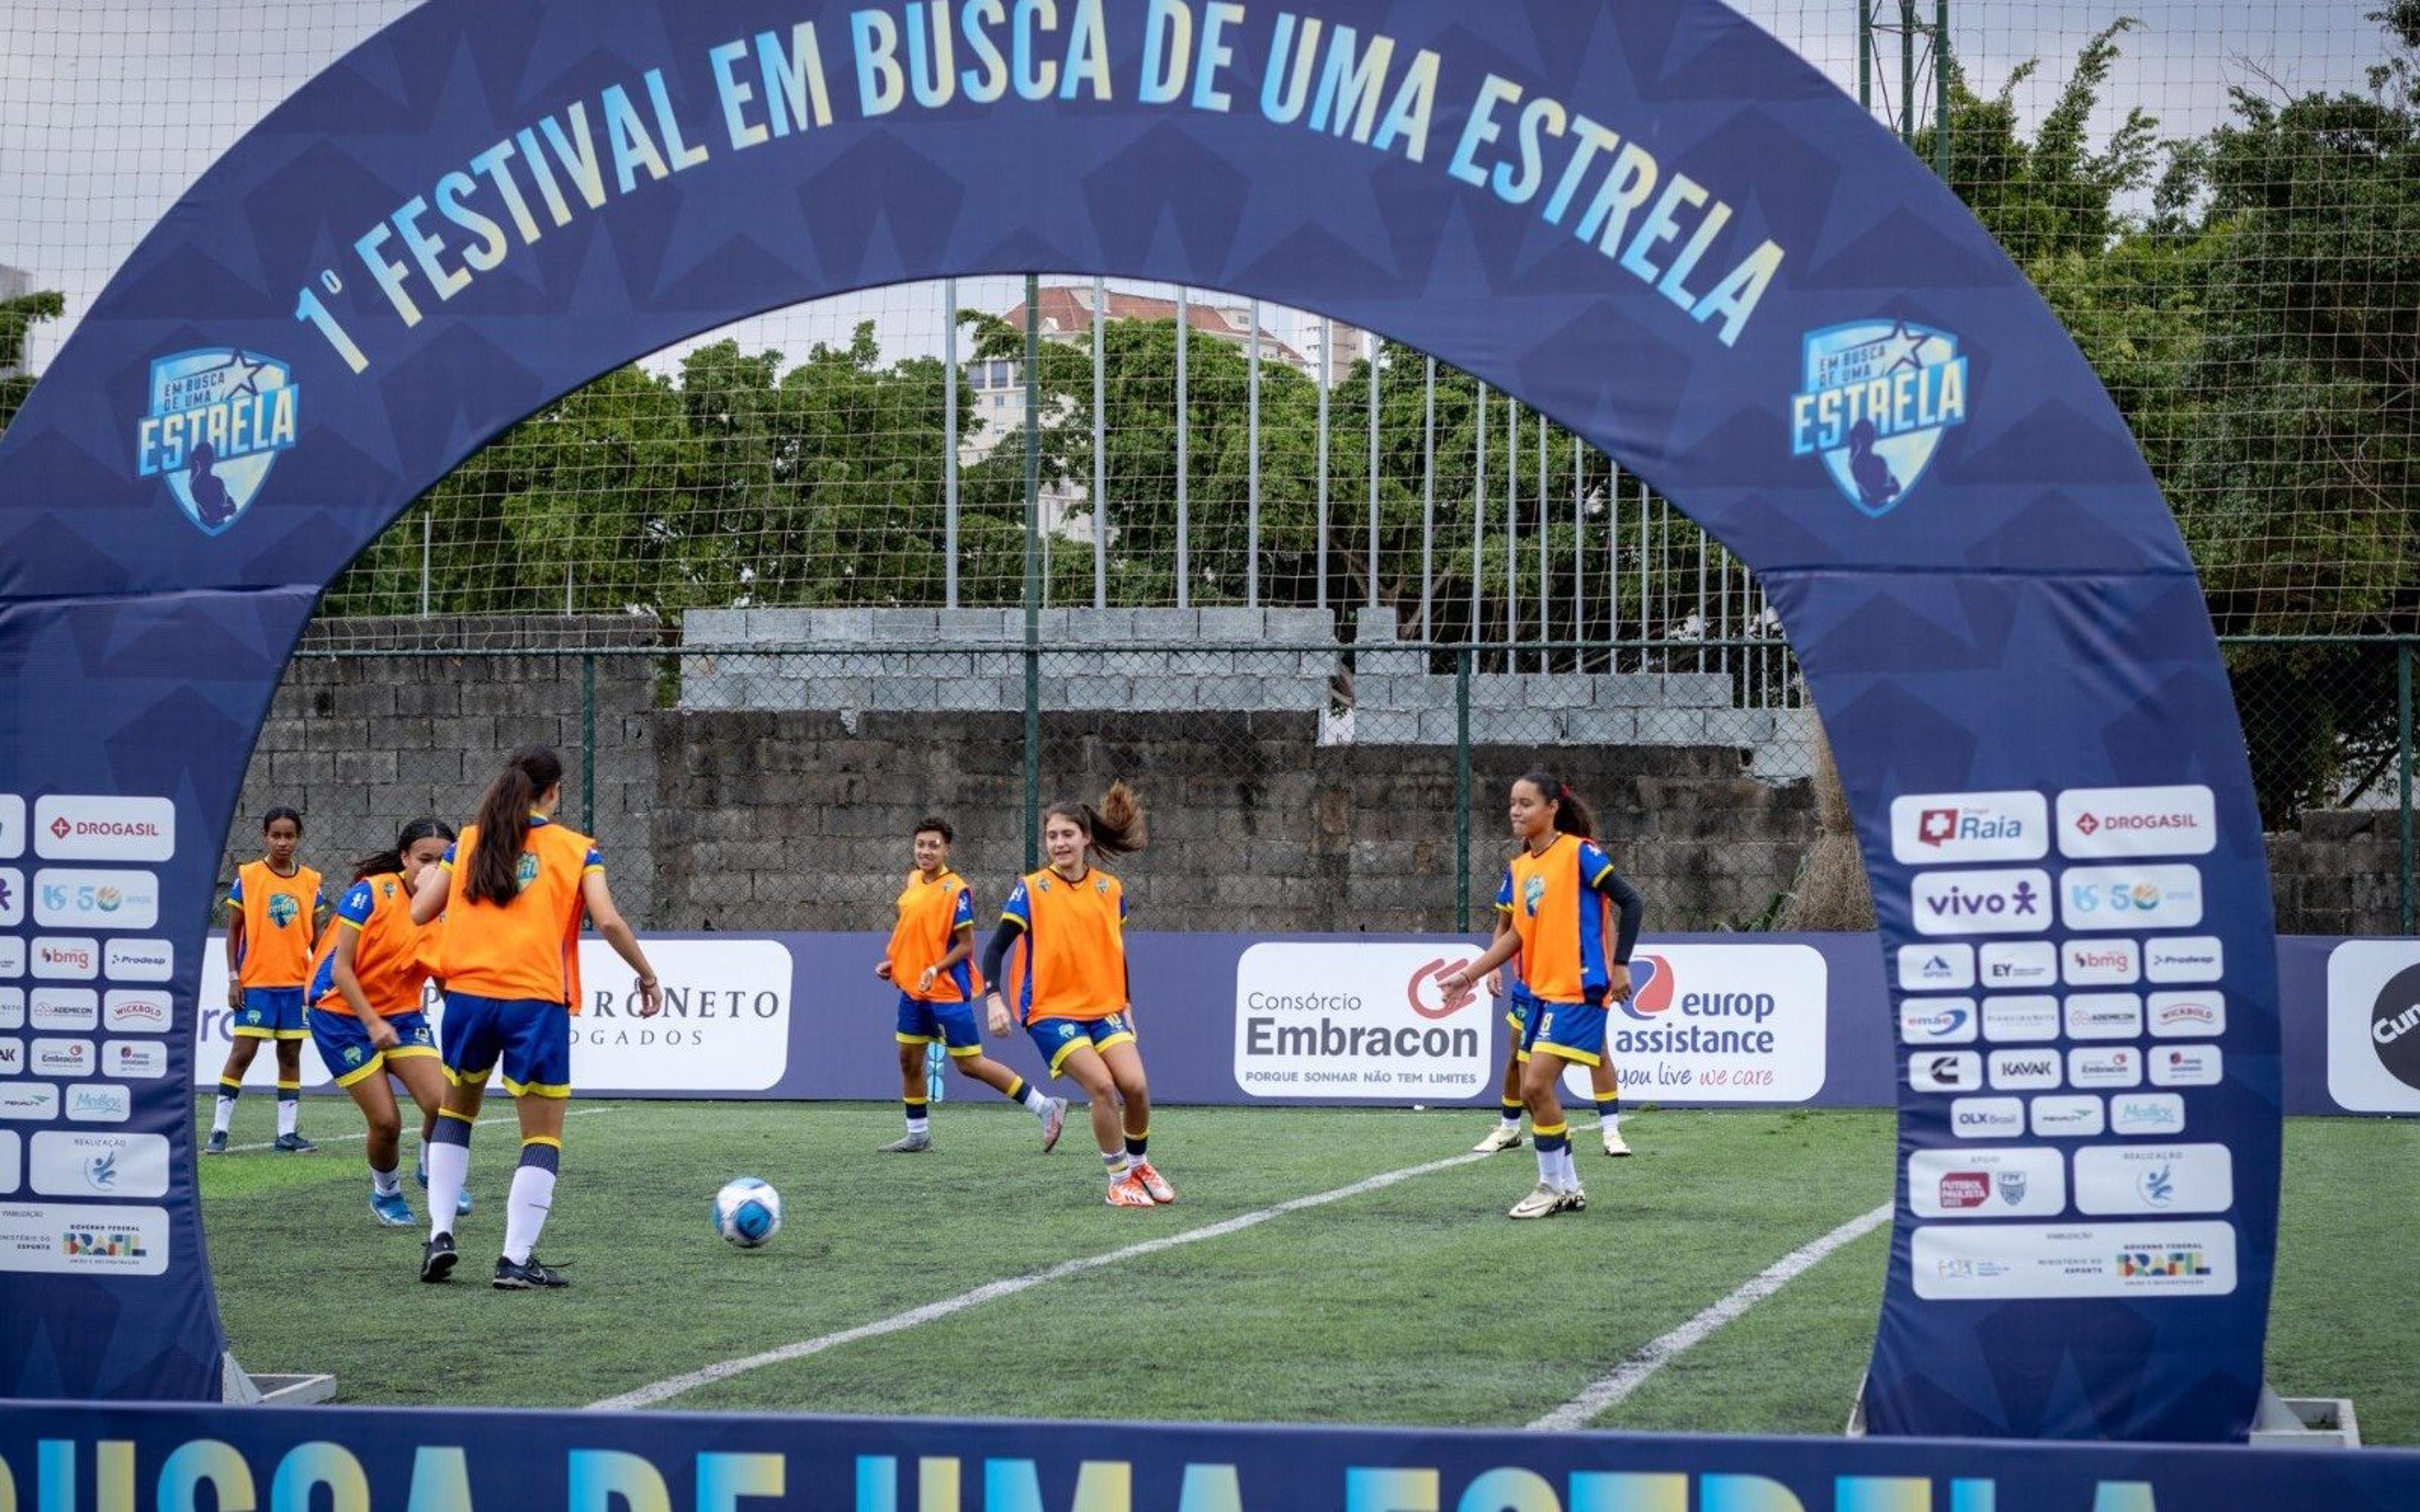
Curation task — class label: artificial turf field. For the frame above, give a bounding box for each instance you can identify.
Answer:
[195,1097,2418,1441]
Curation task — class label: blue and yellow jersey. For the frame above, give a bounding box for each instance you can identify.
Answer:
[1494,834,1618,1004]
[227,859,325,990]
[309,874,440,1017]
[436,816,602,1009]
[1002,867,1128,1022]
[888,869,977,1003]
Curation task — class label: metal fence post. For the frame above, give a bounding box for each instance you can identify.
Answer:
[2402,639,2414,934]
[1023,274,1043,873]
[1248,301,1262,609]
[1317,318,1331,610]
[1092,275,1107,611]
[1176,285,1190,610]
[1455,646,1472,932]
[945,277,960,609]
[580,653,596,834]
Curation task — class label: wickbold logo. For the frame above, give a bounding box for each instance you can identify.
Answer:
[137,348,299,535]
[1789,319,1969,517]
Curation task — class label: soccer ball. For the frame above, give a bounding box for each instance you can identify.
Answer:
[712,1176,783,1249]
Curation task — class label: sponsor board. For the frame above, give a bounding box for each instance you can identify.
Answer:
[1979,941,2056,990]
[103,990,172,1034]
[1889,791,2046,864]
[2149,1045,2223,1088]
[102,1042,166,1080]
[1981,995,2060,1043]
[0,988,18,1031]
[28,988,98,1033]
[2069,1047,2143,1089]
[1898,997,1976,1046]
[0,1038,19,1075]
[2029,1094,2106,1139]
[1910,869,2051,937]
[0,869,21,928]
[1913,1220,2237,1299]
[2064,993,2143,1041]
[105,937,175,982]
[63,1083,132,1122]
[2056,785,2218,859]
[30,1038,94,1079]
[0,795,21,859]
[2146,991,2225,1040]
[2062,939,2139,987]
[0,1130,14,1193]
[32,796,176,864]
[31,1130,166,1196]
[1236,942,1491,1100]
[2061,865,2203,932]
[2325,941,2420,1114]
[31,869,160,931]
[1987,1050,2061,1091]
[2073,1143,2234,1216]
[0,937,20,979]
[2111,1093,2187,1137]
[1564,944,1827,1104]
[30,937,99,981]
[0,1201,169,1275]
[2144,936,2223,985]
[1909,1051,1981,1094]
[0,1084,59,1120]
[1949,1096,2024,1139]
[1898,944,1973,992]
[1910,1147,2066,1218]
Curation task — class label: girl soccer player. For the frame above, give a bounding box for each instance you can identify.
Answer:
[1471,913,1632,1159]
[1441,772,1645,1218]
[307,818,467,1225]
[877,815,1068,1153]
[205,807,326,1155]
[408,745,662,1289]
[979,784,1170,1208]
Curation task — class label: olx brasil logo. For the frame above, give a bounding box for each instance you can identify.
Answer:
[1790,319,1968,517]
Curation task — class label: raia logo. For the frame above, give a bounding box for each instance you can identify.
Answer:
[1789,319,1969,517]
[135,348,299,536]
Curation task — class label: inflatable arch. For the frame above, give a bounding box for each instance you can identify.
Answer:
[0,0,2279,1440]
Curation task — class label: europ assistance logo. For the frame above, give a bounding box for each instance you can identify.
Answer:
[135,348,299,536]
[1789,319,1968,517]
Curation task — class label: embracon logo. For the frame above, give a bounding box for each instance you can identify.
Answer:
[1405,959,1480,1021]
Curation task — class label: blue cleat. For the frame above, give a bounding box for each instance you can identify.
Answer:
[369,1188,416,1227]
[418,1165,472,1216]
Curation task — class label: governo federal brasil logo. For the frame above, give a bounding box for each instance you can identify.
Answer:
[1790,319,1968,518]
[136,348,299,536]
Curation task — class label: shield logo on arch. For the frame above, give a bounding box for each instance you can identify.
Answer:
[1790,320,1969,518]
[136,348,301,536]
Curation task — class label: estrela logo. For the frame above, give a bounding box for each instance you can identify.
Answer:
[1521,874,1547,915]
[1789,319,1969,517]
[136,347,300,536]
[266,893,300,928]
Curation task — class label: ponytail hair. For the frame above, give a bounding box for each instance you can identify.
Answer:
[262,805,303,837]
[466,745,564,905]
[1516,769,1595,839]
[1045,781,1147,861]
[350,816,456,881]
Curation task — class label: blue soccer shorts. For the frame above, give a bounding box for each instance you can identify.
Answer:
[896,992,985,1059]
[1025,1012,1135,1075]
[233,986,308,1041]
[309,1007,439,1088]
[441,992,572,1098]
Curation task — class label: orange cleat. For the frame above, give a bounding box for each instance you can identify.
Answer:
[1130,1159,1175,1205]
[1105,1171,1157,1208]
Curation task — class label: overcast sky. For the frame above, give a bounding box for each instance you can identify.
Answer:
[0,0,2387,376]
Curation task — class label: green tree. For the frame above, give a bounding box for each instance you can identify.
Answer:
[0,287,66,436]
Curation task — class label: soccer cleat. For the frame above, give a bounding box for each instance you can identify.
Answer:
[454,1189,474,1217]
[1602,1130,1632,1157]
[1559,1187,1589,1213]
[202,1130,229,1156]
[420,1232,459,1284]
[1472,1123,1525,1154]
[370,1189,416,1227]
[1131,1159,1175,1204]
[1040,1097,1069,1152]
[1105,1172,1158,1208]
[879,1131,933,1154]
[274,1131,318,1154]
[1508,1182,1564,1220]
[492,1254,570,1290]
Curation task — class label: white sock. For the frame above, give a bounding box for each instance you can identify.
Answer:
[371,1166,401,1197]
[1022,1086,1051,1116]
[1605,1111,1623,1134]
[1499,1113,1521,1132]
[1559,1147,1581,1191]
[211,1096,237,1136]
[1102,1151,1127,1182]
[1535,1144,1557,1184]
[276,1097,299,1137]
[502,1162,557,1264]
[906,1116,930,1136]
[425,1140,470,1240]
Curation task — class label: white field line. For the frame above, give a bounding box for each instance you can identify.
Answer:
[1527,1201,1894,1431]
[591,1138,1549,1411]
[218,1103,621,1154]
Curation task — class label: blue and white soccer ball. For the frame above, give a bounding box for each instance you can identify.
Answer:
[712,1176,783,1249]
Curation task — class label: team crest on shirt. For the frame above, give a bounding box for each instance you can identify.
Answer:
[266,893,300,927]
[1037,878,1053,893]
[1095,879,1109,896]
[516,853,540,890]
[1521,874,1547,915]
[379,880,398,900]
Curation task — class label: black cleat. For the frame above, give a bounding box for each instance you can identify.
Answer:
[420,1232,459,1284]
[492,1254,570,1290]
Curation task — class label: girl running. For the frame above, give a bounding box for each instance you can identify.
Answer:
[408,745,662,1289]
[979,784,1170,1208]
[206,807,326,1155]
[878,815,1068,1153]
[1440,771,1645,1218]
[306,818,468,1226]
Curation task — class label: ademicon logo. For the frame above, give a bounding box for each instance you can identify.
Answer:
[2057,785,2216,859]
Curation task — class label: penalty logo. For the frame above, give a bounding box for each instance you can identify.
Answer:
[135,348,300,536]
[1789,319,1968,518]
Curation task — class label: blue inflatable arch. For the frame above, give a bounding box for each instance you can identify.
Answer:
[0,0,2280,1441]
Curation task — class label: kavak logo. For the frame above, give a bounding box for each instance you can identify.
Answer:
[1789,319,1970,517]
[137,348,299,535]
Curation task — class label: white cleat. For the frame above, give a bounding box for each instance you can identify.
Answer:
[1602,1130,1631,1157]
[1508,1181,1564,1220]
[1558,1186,1588,1213]
[1472,1123,1526,1154]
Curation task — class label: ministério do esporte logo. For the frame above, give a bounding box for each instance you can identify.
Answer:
[135,348,299,536]
[1790,319,1968,518]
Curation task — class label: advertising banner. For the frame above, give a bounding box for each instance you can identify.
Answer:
[1230,941,1492,1101]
